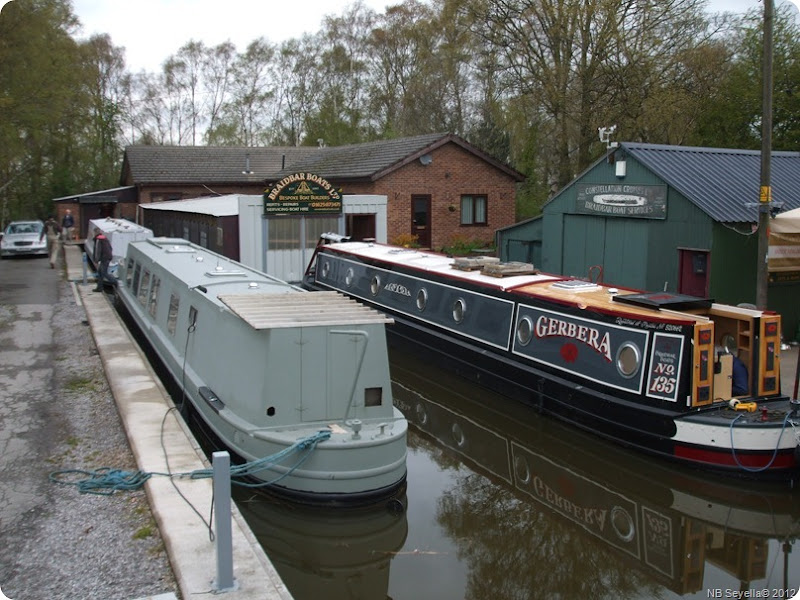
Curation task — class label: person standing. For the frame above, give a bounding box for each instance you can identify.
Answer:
[61,209,75,242]
[92,227,113,292]
[43,216,61,268]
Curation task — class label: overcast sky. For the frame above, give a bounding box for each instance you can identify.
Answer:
[68,0,781,73]
[0,0,794,73]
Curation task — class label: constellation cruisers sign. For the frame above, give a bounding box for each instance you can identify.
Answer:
[576,184,667,219]
[264,173,342,215]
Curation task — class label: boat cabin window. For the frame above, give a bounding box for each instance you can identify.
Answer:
[345,267,354,287]
[188,306,198,330]
[416,288,428,312]
[616,343,642,378]
[167,293,180,336]
[370,275,381,296]
[148,276,160,317]
[516,317,533,346]
[131,263,141,295]
[138,270,151,307]
[452,298,466,323]
[365,387,383,407]
[125,258,135,288]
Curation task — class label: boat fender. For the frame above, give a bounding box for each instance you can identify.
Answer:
[728,398,757,412]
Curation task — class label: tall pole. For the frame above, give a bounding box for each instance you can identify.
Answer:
[756,0,774,309]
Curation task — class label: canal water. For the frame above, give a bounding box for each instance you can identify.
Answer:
[234,347,800,600]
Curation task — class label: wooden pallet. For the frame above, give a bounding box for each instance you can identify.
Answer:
[452,256,501,271]
[481,261,537,277]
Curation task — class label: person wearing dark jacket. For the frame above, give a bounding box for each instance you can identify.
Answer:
[92,228,113,292]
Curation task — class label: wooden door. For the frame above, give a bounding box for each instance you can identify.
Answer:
[411,195,431,248]
[678,249,710,298]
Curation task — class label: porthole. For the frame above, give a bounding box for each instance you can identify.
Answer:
[415,403,428,425]
[517,316,534,346]
[416,288,428,311]
[452,298,466,323]
[370,275,381,296]
[610,506,636,542]
[616,342,641,378]
[514,455,531,484]
[345,267,354,287]
[320,260,330,278]
[451,423,466,448]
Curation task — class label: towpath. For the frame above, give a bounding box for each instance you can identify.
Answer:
[0,245,291,600]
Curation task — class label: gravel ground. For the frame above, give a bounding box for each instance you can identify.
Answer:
[0,277,179,600]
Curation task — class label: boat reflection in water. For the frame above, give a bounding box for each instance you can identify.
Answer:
[390,349,800,599]
[234,489,408,599]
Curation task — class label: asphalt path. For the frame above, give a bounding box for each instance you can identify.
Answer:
[0,253,178,599]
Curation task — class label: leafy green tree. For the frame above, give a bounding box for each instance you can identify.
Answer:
[692,4,800,151]
[0,0,88,221]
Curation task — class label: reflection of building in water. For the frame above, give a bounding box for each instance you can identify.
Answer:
[391,350,799,598]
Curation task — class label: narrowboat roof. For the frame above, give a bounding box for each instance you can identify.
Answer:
[132,237,392,329]
[219,292,393,329]
[321,241,768,323]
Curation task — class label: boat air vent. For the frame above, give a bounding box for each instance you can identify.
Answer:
[195,256,204,262]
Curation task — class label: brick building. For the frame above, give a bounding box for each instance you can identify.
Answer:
[54,133,524,251]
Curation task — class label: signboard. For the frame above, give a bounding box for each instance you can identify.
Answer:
[645,332,684,402]
[512,304,650,395]
[263,173,342,215]
[576,184,667,219]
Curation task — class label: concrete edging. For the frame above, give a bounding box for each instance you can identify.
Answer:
[77,281,291,600]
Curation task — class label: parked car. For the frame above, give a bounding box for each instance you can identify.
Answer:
[1,220,48,258]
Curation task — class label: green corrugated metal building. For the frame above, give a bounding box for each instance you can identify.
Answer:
[498,142,800,340]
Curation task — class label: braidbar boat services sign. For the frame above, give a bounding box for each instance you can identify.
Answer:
[264,173,342,215]
[576,184,667,219]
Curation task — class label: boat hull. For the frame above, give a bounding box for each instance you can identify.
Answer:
[305,242,800,481]
[115,237,407,505]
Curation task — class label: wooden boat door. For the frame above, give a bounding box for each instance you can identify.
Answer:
[411,195,431,248]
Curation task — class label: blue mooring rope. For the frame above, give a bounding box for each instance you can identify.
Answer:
[50,430,332,495]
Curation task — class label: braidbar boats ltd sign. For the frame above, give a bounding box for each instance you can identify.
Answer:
[264,173,342,215]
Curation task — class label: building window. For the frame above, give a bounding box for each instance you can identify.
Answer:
[461,195,487,225]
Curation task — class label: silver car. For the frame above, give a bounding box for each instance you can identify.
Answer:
[1,220,48,258]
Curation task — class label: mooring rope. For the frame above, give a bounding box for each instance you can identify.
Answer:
[728,411,794,473]
[50,429,331,495]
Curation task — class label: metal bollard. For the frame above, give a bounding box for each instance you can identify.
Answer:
[212,451,236,592]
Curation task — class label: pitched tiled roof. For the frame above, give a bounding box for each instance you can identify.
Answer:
[279,133,525,181]
[122,133,525,185]
[122,146,320,184]
[622,142,800,223]
[274,132,447,180]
